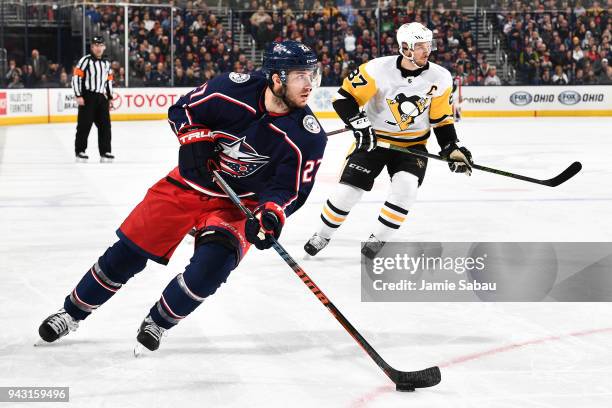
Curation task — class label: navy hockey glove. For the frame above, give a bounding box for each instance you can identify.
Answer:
[439,142,473,176]
[245,202,286,250]
[177,125,218,180]
[348,112,377,153]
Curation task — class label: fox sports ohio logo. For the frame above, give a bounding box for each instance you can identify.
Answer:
[509,91,533,106]
[557,91,581,105]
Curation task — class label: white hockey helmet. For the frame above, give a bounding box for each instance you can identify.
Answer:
[396,22,436,58]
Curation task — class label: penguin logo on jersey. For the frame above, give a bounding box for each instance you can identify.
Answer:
[385,94,428,130]
[216,133,269,178]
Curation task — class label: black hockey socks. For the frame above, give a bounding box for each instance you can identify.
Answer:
[63,240,148,320]
[149,242,237,330]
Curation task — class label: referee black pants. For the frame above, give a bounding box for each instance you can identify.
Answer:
[75,91,112,155]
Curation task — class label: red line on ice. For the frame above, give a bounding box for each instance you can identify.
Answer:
[348,326,612,408]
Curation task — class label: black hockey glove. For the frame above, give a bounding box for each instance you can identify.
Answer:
[177,125,218,181]
[439,142,474,176]
[348,112,377,153]
[245,202,286,250]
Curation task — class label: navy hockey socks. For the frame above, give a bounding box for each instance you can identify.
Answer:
[150,242,237,330]
[64,240,148,320]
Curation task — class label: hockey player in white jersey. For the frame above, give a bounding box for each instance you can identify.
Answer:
[304,22,474,259]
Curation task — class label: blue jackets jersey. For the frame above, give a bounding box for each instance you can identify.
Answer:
[167,72,327,217]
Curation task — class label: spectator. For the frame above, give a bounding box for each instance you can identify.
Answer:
[600,66,612,84]
[574,68,585,84]
[29,49,49,81]
[584,69,597,84]
[597,58,609,83]
[552,65,569,85]
[5,59,22,85]
[174,66,188,86]
[47,62,61,83]
[59,71,71,88]
[250,6,272,36]
[8,71,24,89]
[257,21,278,48]
[540,68,552,85]
[185,67,199,87]
[22,65,36,88]
[149,62,169,86]
[483,66,502,85]
[518,44,539,84]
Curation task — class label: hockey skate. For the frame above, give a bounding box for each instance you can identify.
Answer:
[361,234,386,260]
[100,153,114,163]
[304,233,330,256]
[75,152,89,162]
[134,315,166,356]
[38,309,80,343]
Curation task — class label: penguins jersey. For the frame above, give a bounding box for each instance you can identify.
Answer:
[338,55,455,148]
[166,71,327,217]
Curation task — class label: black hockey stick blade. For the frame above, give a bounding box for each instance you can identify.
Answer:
[378,142,582,188]
[390,366,442,391]
[542,161,582,187]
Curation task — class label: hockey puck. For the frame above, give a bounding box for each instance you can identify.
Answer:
[395,383,415,392]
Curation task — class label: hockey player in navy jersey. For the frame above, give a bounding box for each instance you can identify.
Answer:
[38,41,327,352]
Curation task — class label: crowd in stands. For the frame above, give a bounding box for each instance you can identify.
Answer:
[3,0,611,90]
[4,50,73,89]
[496,0,611,85]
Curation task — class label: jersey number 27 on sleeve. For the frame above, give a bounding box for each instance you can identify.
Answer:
[302,159,323,183]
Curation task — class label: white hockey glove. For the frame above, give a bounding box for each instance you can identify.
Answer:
[439,142,474,176]
[348,112,377,153]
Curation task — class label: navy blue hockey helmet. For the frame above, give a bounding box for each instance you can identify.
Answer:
[261,41,320,87]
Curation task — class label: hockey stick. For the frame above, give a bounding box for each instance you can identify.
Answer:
[377,141,582,187]
[323,128,581,187]
[207,169,441,391]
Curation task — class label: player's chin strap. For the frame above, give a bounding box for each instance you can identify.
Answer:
[400,48,428,68]
[270,70,297,110]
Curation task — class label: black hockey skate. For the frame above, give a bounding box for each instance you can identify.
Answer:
[304,233,330,256]
[75,152,89,162]
[135,315,166,352]
[361,234,386,260]
[100,153,114,163]
[38,309,80,342]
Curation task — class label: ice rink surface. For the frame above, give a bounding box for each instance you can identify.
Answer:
[1,117,611,407]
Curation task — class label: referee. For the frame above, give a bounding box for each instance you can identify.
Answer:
[72,36,115,162]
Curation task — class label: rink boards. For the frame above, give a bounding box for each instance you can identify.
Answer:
[1,85,611,126]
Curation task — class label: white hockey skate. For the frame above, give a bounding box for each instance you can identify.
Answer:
[38,309,80,343]
[303,233,330,257]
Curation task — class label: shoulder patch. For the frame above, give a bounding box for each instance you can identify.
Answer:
[229,72,250,83]
[303,115,321,134]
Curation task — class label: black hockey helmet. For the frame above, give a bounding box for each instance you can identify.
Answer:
[261,41,320,88]
[92,36,105,45]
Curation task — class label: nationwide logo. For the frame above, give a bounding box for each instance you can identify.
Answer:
[557,90,581,105]
[216,133,269,177]
[509,91,533,106]
[462,96,497,104]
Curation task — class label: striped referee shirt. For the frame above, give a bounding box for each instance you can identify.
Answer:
[72,55,113,98]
